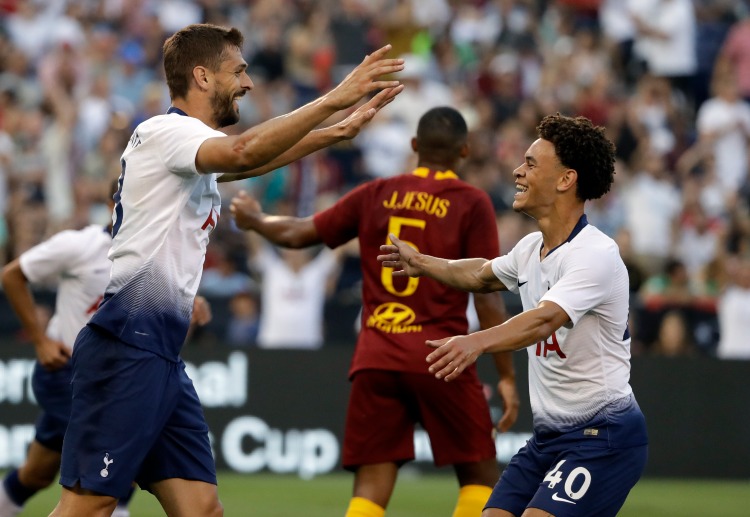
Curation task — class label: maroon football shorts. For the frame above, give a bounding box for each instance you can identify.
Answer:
[342,369,496,470]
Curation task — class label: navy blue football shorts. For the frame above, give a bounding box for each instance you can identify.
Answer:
[31,361,73,452]
[59,325,216,499]
[486,396,648,517]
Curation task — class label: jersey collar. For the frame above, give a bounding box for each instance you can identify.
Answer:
[543,214,588,258]
[412,167,458,180]
[167,106,189,117]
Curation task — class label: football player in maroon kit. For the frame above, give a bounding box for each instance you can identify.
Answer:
[230,106,519,517]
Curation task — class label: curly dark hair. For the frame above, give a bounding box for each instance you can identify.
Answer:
[537,114,616,201]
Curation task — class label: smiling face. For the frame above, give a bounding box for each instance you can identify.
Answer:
[512,138,569,217]
[211,46,253,128]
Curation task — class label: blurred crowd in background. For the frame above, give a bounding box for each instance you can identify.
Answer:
[1,0,750,359]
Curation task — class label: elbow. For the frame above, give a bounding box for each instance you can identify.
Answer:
[233,134,275,171]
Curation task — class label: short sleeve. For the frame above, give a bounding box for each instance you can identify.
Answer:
[313,183,370,248]
[157,116,226,178]
[19,230,83,285]
[463,191,500,260]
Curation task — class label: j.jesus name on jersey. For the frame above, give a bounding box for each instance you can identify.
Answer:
[382,191,450,218]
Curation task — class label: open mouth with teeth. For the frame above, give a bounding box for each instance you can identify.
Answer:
[515,185,528,195]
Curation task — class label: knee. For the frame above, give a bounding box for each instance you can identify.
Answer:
[18,466,57,490]
[206,500,224,517]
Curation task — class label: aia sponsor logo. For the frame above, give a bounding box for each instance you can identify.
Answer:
[535,332,566,358]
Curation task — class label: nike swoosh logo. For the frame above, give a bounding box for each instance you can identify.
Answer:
[518,280,528,287]
[551,493,575,504]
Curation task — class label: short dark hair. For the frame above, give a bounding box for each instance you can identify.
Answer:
[163,24,244,100]
[416,106,468,154]
[537,113,616,201]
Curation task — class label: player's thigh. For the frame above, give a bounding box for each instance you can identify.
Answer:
[150,478,222,517]
[526,444,648,517]
[485,439,556,516]
[343,370,415,469]
[61,327,180,499]
[136,362,216,489]
[31,362,72,452]
[405,372,496,467]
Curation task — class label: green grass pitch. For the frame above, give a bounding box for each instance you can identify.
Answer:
[18,472,750,516]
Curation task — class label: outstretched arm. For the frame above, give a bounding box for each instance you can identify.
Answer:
[1,260,70,370]
[427,300,571,382]
[378,234,506,293]
[230,190,322,249]
[218,86,402,182]
[199,45,404,175]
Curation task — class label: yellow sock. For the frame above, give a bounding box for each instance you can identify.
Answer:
[345,496,385,517]
[452,484,493,517]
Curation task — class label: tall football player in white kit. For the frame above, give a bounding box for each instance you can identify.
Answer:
[50,23,403,517]
[379,113,648,517]
[0,186,212,517]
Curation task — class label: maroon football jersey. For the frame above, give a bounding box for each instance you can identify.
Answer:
[313,168,500,377]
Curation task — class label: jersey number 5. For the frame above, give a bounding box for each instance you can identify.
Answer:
[382,216,425,297]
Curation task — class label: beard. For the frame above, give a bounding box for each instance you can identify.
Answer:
[211,88,241,128]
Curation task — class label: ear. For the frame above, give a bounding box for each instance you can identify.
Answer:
[192,66,211,92]
[557,168,578,193]
[411,137,418,152]
[459,142,469,159]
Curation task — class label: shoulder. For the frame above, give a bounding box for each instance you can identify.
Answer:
[569,226,623,265]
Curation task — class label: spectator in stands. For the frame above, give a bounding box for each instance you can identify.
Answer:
[717,256,750,360]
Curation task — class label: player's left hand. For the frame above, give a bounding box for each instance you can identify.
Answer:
[425,334,483,382]
[230,190,262,231]
[496,377,520,432]
[326,44,404,110]
[335,85,404,140]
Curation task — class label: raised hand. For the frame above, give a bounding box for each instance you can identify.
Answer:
[326,45,404,110]
[378,233,423,277]
[230,190,263,231]
[335,85,404,140]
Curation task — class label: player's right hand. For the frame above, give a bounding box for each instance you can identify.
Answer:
[230,190,263,231]
[34,336,71,371]
[378,234,422,277]
[325,45,404,110]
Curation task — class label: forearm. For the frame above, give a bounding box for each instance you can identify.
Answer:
[471,306,562,354]
[1,267,45,345]
[223,96,339,173]
[243,214,319,249]
[219,126,343,182]
[414,255,496,292]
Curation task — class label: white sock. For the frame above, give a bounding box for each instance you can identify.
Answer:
[0,483,23,517]
[111,506,130,517]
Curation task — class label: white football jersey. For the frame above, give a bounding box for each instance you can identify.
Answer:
[491,216,633,434]
[19,225,113,351]
[89,108,224,361]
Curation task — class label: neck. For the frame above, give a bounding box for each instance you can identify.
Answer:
[171,97,218,128]
[416,159,457,172]
[537,205,585,258]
